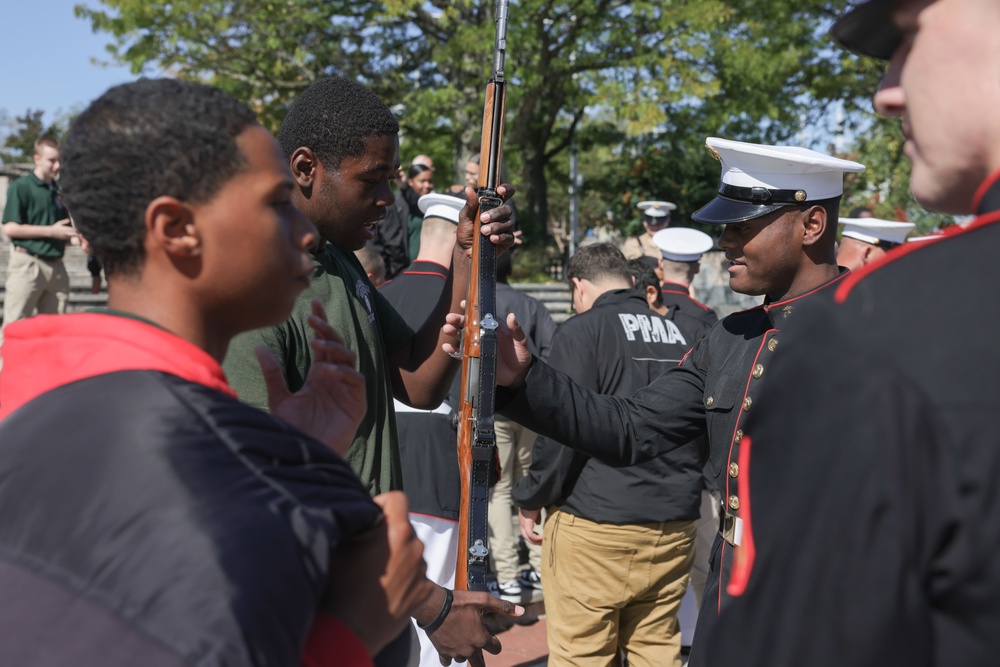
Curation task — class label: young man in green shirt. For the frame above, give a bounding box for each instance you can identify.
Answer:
[2,136,79,328]
[223,76,521,666]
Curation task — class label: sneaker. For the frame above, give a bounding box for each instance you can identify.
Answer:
[487,579,523,602]
[518,567,543,592]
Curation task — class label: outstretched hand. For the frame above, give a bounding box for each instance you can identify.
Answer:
[442,308,533,388]
[423,588,523,666]
[455,184,517,257]
[256,299,366,456]
[519,509,544,546]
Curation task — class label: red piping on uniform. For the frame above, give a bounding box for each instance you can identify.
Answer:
[764,270,849,311]
[727,435,755,597]
[724,333,772,505]
[971,166,1000,212]
[661,282,690,295]
[407,260,449,271]
[402,270,448,279]
[835,210,1000,304]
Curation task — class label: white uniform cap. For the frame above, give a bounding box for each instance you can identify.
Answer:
[418,193,465,225]
[637,200,677,218]
[693,137,866,225]
[652,227,715,262]
[839,217,915,246]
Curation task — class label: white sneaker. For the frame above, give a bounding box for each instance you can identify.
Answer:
[488,579,523,602]
[518,567,543,592]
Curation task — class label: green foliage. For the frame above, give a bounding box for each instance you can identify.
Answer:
[0,109,67,165]
[843,116,954,234]
[77,0,929,240]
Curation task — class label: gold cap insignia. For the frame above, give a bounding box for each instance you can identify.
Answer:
[794,190,807,202]
[707,146,722,161]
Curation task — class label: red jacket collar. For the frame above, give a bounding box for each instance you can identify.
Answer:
[1,313,234,420]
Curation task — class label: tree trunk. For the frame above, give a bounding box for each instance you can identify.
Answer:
[520,146,549,240]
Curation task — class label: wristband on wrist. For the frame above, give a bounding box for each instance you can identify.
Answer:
[418,588,454,634]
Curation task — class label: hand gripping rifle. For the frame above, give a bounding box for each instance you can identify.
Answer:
[455,0,509,593]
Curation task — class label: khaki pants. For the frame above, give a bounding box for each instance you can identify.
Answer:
[488,418,542,583]
[3,250,69,329]
[543,509,696,667]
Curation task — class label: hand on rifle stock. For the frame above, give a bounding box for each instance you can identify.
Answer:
[442,310,533,388]
[455,183,518,258]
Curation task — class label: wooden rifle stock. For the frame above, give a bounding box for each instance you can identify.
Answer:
[455,0,509,593]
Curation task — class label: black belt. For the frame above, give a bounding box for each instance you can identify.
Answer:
[12,246,60,262]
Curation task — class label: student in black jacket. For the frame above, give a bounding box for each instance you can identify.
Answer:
[514,243,706,667]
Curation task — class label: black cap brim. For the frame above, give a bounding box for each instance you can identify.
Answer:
[691,196,787,225]
[830,0,902,61]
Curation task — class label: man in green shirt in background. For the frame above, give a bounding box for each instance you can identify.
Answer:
[2,136,79,329]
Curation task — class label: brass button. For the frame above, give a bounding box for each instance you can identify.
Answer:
[706,396,715,407]
[729,495,740,511]
[735,429,743,444]
[729,462,739,478]
[752,363,764,379]
[767,338,779,352]
[743,396,753,411]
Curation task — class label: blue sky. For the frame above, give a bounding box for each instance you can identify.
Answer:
[1,1,148,126]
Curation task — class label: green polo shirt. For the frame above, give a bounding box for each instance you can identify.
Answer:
[223,242,415,496]
[2,172,67,259]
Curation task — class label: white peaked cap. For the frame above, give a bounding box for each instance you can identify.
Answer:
[652,227,715,262]
[637,200,677,218]
[710,137,866,200]
[418,193,465,225]
[693,137,866,225]
[840,217,915,245]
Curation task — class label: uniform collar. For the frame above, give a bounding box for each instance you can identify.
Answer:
[27,171,55,189]
[660,282,690,296]
[593,288,647,309]
[972,168,1000,216]
[760,268,849,323]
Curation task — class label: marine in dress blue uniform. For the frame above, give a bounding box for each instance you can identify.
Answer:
[495,137,865,666]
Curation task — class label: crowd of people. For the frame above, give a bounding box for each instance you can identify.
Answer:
[2,0,998,665]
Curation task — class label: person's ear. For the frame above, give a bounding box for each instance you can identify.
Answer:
[289,147,319,189]
[862,245,875,265]
[800,205,828,246]
[145,196,201,259]
[645,285,659,306]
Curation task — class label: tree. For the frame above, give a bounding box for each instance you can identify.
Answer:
[80,0,926,239]
[0,109,66,165]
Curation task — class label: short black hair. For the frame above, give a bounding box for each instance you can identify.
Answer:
[627,258,663,305]
[849,205,873,218]
[567,243,631,286]
[60,79,258,278]
[279,76,399,168]
[407,163,431,180]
